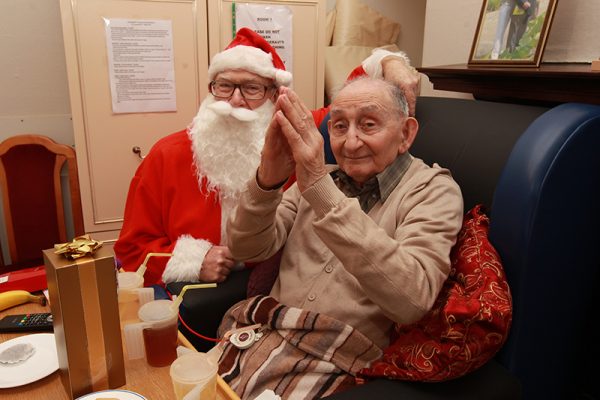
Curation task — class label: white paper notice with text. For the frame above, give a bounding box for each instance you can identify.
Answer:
[104,18,177,114]
[235,4,293,75]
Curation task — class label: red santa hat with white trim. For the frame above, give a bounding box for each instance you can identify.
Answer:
[208,27,292,87]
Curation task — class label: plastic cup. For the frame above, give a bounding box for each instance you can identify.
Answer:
[170,352,218,400]
[123,299,179,367]
[118,274,154,324]
[118,272,154,359]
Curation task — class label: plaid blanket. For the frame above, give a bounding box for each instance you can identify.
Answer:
[218,296,383,399]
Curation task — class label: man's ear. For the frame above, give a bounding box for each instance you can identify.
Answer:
[399,116,418,154]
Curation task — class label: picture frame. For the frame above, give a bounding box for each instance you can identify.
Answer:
[468,0,558,67]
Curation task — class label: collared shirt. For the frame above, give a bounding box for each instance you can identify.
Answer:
[332,152,412,213]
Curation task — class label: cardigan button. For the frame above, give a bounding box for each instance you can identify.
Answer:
[308,293,316,301]
[325,265,333,273]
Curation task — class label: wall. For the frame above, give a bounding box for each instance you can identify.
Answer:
[543,1,599,62]
[420,0,480,99]
[0,0,73,145]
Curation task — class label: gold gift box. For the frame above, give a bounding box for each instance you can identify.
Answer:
[43,246,126,399]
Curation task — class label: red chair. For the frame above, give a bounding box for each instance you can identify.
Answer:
[0,134,84,272]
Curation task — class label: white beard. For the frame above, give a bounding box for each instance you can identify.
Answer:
[188,96,274,201]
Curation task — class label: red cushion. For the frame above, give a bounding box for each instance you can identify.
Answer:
[358,205,512,382]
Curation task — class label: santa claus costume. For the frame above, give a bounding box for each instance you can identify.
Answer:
[114,27,410,286]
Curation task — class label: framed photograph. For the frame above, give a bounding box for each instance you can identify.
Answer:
[468,0,558,66]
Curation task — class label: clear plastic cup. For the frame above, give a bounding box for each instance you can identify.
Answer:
[123,299,178,367]
[170,352,217,400]
[117,271,153,327]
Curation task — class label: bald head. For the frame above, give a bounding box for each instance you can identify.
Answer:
[327,77,418,185]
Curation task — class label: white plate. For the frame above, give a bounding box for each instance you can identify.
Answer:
[0,333,59,388]
[76,389,147,400]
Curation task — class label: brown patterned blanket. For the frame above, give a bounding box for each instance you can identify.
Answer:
[218,296,383,399]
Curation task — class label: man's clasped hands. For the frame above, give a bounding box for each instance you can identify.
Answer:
[258,87,327,193]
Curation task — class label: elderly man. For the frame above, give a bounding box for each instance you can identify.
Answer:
[220,78,463,398]
[114,27,419,287]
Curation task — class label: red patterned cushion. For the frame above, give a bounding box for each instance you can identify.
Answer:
[358,205,512,382]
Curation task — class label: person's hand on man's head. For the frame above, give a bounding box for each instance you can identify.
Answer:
[381,56,420,117]
[199,245,235,283]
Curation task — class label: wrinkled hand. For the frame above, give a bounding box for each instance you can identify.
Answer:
[275,87,327,193]
[199,245,235,283]
[257,113,296,189]
[381,56,420,116]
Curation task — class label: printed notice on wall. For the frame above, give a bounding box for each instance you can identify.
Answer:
[235,4,293,74]
[104,18,176,114]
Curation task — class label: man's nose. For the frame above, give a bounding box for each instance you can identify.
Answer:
[344,126,363,151]
[228,87,248,108]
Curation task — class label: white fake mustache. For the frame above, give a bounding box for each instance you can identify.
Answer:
[207,101,259,122]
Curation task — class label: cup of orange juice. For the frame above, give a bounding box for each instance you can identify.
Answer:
[169,352,217,400]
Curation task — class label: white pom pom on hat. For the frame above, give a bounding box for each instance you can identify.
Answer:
[208,27,292,87]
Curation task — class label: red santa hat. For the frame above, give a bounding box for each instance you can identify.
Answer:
[208,27,292,87]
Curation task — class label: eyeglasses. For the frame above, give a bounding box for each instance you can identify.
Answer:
[209,80,274,100]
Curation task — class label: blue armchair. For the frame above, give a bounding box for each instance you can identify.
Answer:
[490,102,600,400]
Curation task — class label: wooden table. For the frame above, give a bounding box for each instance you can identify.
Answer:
[0,301,239,400]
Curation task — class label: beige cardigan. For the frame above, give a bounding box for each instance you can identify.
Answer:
[228,156,463,349]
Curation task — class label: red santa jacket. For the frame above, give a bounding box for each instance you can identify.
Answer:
[114,130,222,286]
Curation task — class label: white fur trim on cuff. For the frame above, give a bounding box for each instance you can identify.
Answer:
[162,235,213,284]
[362,48,412,79]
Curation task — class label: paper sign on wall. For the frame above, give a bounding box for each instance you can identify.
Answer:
[104,18,177,114]
[235,4,293,75]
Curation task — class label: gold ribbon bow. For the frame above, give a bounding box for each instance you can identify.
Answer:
[54,234,103,259]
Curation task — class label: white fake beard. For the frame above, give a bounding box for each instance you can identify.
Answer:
[188,96,274,201]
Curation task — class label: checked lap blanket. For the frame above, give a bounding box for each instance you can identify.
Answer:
[217,295,383,399]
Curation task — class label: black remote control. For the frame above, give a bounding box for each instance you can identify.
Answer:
[0,313,53,333]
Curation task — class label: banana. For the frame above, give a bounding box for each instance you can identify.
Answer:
[0,290,47,312]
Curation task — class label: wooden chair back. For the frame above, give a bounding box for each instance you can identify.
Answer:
[0,134,84,271]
